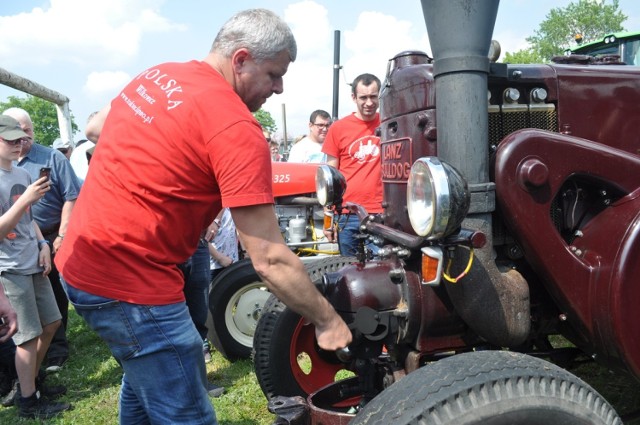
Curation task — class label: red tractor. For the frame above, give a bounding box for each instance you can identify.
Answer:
[252,1,640,423]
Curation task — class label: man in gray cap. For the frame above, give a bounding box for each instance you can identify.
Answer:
[52,138,73,160]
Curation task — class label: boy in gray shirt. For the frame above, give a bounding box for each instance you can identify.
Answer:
[0,115,70,419]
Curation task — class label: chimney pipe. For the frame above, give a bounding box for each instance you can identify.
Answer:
[421,0,530,346]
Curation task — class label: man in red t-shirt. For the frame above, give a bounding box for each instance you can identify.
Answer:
[322,73,383,256]
[55,9,351,424]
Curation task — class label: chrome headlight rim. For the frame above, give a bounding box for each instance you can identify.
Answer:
[407,157,469,240]
[315,164,345,207]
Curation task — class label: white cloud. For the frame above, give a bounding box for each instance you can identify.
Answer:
[344,11,421,83]
[83,71,131,96]
[0,0,186,68]
[284,0,333,60]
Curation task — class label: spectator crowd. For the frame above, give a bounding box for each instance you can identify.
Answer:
[0,6,384,424]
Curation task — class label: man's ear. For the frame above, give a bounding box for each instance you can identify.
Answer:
[231,48,251,73]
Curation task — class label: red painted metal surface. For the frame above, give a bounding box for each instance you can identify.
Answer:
[288,318,346,398]
[554,65,640,155]
[308,378,360,425]
[272,162,320,198]
[495,128,640,377]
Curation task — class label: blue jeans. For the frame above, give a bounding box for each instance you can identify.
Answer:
[336,214,380,257]
[62,278,217,425]
[180,241,211,341]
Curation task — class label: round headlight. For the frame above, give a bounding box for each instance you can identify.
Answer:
[316,165,346,207]
[407,157,470,239]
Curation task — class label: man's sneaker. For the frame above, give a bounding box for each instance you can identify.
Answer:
[16,390,71,419]
[0,379,17,407]
[45,357,67,373]
[203,339,212,363]
[206,382,225,398]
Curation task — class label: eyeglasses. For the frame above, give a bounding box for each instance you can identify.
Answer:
[312,123,331,129]
[0,137,24,146]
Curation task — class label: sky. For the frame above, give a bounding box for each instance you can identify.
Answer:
[1,0,640,143]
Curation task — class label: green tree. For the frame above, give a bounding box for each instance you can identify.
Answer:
[503,48,545,64]
[526,0,627,61]
[0,95,79,146]
[253,109,276,133]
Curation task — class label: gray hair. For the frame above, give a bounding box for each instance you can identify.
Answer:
[211,9,297,63]
[87,110,99,124]
[3,107,33,126]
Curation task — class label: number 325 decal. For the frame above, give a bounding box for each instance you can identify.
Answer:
[273,174,291,183]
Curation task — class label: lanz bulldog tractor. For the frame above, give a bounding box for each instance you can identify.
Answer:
[251,1,640,423]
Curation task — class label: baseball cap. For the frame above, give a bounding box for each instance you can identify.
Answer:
[53,138,72,150]
[0,115,28,141]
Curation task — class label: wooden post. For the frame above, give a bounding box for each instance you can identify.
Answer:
[0,67,74,146]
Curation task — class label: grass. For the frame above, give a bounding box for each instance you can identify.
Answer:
[0,308,275,425]
[1,311,638,424]
[572,362,640,424]
[547,335,640,424]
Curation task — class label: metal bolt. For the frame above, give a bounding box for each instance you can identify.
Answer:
[531,87,548,102]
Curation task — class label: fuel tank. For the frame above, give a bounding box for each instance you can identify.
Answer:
[271,162,320,198]
[379,50,437,234]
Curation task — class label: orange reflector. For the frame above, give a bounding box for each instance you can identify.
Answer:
[323,212,333,229]
[421,246,443,286]
[422,255,440,282]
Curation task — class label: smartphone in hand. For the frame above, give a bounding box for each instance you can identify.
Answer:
[39,167,51,181]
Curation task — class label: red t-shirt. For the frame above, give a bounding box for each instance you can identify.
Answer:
[322,113,383,213]
[55,61,273,305]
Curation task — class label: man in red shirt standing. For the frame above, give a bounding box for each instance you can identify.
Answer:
[55,8,351,424]
[322,73,383,256]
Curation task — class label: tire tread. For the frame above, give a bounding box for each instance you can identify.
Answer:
[352,351,622,425]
